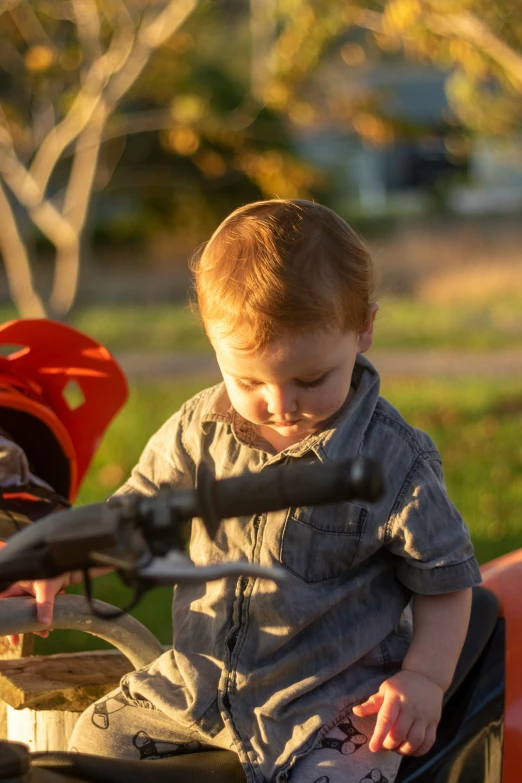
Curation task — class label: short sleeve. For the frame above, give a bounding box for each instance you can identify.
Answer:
[385,454,482,594]
[111,409,195,500]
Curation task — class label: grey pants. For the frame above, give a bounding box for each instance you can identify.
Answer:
[69,687,402,783]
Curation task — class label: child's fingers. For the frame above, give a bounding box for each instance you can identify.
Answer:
[395,719,426,755]
[381,709,413,751]
[0,584,36,645]
[33,580,57,628]
[369,692,401,752]
[0,584,33,600]
[410,722,438,757]
[352,692,383,717]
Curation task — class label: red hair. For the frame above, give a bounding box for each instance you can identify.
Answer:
[191,199,376,352]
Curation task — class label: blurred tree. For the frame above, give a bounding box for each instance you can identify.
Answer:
[0,0,521,317]
[245,0,522,145]
[352,0,522,138]
[0,0,198,317]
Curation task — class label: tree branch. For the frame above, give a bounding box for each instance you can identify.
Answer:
[0,181,46,317]
[63,106,104,231]
[0,0,200,317]
[0,0,24,17]
[250,0,276,104]
[71,0,102,62]
[50,0,199,314]
[50,103,105,314]
[28,14,136,193]
[426,11,522,90]
[9,1,52,46]
[354,6,522,91]
[105,0,198,108]
[0,136,77,245]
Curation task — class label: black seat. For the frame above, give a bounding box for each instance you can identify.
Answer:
[32,748,247,783]
[396,584,502,783]
[442,584,499,704]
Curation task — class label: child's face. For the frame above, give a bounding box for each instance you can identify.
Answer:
[212,319,375,449]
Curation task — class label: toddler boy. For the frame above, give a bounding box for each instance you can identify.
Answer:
[8,201,482,783]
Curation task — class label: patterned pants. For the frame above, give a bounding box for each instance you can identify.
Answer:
[69,687,402,783]
[289,714,402,783]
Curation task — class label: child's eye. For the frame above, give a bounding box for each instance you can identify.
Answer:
[236,378,260,391]
[236,373,329,391]
[295,373,329,389]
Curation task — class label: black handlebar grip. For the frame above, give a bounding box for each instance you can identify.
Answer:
[200,458,383,524]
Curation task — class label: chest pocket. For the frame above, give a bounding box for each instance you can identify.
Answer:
[280,503,367,583]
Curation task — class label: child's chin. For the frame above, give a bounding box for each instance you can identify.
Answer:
[271,420,319,438]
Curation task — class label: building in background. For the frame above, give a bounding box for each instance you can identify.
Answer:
[297,55,522,216]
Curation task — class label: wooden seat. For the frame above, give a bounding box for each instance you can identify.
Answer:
[0,649,133,751]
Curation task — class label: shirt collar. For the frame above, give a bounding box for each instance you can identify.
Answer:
[199,355,381,463]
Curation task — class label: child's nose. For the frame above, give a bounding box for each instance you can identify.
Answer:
[265,385,297,416]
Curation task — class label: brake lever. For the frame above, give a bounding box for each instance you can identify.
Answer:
[135,550,286,586]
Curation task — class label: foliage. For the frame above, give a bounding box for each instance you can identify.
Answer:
[1,0,521,317]
[378,0,522,136]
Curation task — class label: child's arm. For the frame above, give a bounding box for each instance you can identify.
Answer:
[353,588,472,757]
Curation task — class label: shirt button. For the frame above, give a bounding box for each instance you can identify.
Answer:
[240,576,249,591]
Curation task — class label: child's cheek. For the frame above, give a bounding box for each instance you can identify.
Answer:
[311,390,343,419]
[235,390,263,423]
[250,395,267,422]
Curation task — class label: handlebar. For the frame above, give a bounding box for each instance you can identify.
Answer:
[0,458,383,600]
[191,457,382,533]
[0,595,164,668]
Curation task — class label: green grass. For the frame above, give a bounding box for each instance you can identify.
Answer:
[34,374,522,655]
[382,377,522,566]
[2,297,522,353]
[375,296,522,350]
[0,303,210,355]
[73,305,210,354]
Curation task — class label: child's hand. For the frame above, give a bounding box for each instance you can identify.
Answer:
[0,575,70,646]
[352,670,443,757]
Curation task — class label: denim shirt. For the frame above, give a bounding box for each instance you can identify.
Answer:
[115,355,481,783]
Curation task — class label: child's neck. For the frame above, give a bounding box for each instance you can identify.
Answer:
[257,425,304,453]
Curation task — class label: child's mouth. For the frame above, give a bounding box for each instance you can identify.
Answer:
[270,419,301,428]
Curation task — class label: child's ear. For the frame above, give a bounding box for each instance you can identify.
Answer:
[356,303,378,354]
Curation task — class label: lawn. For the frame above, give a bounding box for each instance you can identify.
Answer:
[2,296,522,353]
[34,373,522,655]
[375,296,522,351]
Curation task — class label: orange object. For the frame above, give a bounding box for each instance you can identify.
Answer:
[0,319,128,502]
[481,549,522,783]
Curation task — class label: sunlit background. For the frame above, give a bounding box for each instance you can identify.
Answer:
[0,0,521,652]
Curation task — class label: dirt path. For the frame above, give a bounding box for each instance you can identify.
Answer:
[117,348,522,382]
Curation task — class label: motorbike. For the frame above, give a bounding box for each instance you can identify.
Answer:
[0,456,516,783]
